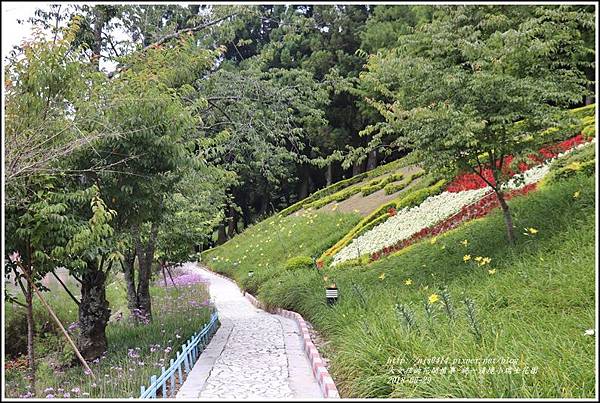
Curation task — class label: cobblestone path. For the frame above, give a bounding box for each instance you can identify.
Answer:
[176,263,322,399]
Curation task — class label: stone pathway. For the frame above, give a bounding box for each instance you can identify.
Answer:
[176,263,322,400]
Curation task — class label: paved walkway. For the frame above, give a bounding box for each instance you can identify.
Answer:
[176,263,322,400]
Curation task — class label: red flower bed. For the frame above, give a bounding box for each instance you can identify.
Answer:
[446,134,586,193]
[370,183,537,262]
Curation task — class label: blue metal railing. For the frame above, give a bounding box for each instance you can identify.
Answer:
[140,310,219,398]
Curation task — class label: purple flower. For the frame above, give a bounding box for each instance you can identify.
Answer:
[67,322,80,333]
[127,349,140,359]
[164,273,209,287]
[164,347,172,354]
[43,388,54,393]
[71,387,80,394]
[63,393,70,398]
[45,394,55,399]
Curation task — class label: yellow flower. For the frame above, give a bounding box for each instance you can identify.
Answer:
[463,254,471,262]
[332,204,339,211]
[524,227,539,235]
[323,276,329,282]
[488,269,496,275]
[474,256,483,262]
[428,293,440,304]
[430,237,437,245]
[573,191,581,199]
[353,209,360,213]
[404,279,413,286]
[461,239,469,247]
[379,272,386,281]
[483,257,492,265]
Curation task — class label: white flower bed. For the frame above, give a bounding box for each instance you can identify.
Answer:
[331,140,594,266]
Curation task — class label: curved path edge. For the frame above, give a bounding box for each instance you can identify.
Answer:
[205,267,341,399]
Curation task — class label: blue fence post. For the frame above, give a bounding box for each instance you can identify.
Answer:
[161,367,167,397]
[177,351,183,384]
[141,385,146,398]
[183,342,190,374]
[150,375,157,398]
[169,358,175,397]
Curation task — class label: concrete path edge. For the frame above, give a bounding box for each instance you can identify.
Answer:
[202,267,340,399]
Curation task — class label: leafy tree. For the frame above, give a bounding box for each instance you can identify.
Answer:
[156,164,234,271]
[4,18,122,372]
[197,65,328,235]
[357,5,593,243]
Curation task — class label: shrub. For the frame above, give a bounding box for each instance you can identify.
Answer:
[384,181,407,195]
[284,255,315,271]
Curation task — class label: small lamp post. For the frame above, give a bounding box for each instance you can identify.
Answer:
[326,283,338,305]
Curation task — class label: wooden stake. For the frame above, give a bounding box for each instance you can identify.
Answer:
[18,264,96,380]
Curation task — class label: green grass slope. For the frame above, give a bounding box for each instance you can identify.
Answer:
[202,173,595,398]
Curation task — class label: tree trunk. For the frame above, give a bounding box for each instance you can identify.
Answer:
[258,196,269,217]
[216,223,228,245]
[132,222,159,323]
[77,261,110,360]
[352,158,367,176]
[25,269,35,389]
[121,250,138,314]
[326,162,333,186]
[227,205,237,238]
[496,191,515,245]
[298,165,310,199]
[366,149,378,171]
[91,7,104,70]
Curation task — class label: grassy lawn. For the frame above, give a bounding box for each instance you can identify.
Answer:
[202,173,596,398]
[4,271,213,398]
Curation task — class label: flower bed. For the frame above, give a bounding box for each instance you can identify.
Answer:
[446,134,588,192]
[331,137,593,266]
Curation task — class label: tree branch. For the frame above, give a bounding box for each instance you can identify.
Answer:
[108,13,237,79]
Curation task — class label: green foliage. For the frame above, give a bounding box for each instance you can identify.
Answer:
[284,255,314,271]
[542,143,596,185]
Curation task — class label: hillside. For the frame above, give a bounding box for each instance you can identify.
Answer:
[201,107,596,398]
